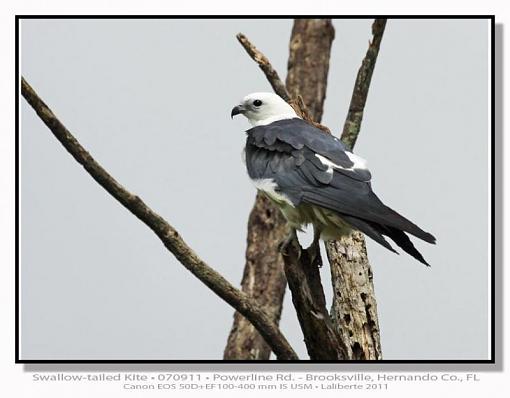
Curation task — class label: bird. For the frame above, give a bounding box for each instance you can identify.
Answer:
[231,92,436,266]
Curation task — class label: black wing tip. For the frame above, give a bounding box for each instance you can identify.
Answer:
[369,233,431,266]
[381,226,433,266]
[422,232,437,245]
[391,247,431,267]
[419,257,432,267]
[406,247,432,267]
[402,250,431,267]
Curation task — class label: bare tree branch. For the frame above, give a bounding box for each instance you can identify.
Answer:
[282,241,348,359]
[21,76,299,361]
[237,33,291,102]
[341,19,387,150]
[325,18,387,360]
[236,31,328,129]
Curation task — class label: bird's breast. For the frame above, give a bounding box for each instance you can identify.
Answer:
[258,189,352,240]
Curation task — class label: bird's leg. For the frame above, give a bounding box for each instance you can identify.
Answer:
[279,228,301,259]
[306,227,323,268]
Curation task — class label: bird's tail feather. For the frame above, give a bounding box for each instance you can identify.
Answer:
[341,215,397,254]
[375,224,431,266]
[303,188,436,244]
[379,204,436,245]
[341,215,431,266]
[365,192,436,244]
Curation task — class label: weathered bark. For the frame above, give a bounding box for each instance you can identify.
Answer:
[223,20,333,360]
[326,235,382,360]
[286,19,335,122]
[21,77,299,361]
[326,19,387,360]
[341,19,387,150]
[283,241,348,359]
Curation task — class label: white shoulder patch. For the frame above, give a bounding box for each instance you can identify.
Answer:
[315,153,368,173]
[345,151,368,170]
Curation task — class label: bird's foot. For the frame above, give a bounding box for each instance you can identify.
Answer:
[279,230,301,259]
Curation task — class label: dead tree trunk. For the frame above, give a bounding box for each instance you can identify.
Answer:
[286,19,335,121]
[223,194,289,359]
[223,20,334,360]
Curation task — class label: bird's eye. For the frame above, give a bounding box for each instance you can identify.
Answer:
[253,100,262,107]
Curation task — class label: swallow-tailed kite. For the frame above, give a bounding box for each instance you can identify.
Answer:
[231,92,435,266]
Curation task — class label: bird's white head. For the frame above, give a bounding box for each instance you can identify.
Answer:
[231,92,298,127]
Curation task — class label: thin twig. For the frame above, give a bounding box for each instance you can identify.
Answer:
[236,33,291,102]
[21,76,299,361]
[236,32,312,125]
[237,32,329,132]
[341,18,387,150]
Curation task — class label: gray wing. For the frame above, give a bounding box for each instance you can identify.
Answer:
[245,119,436,248]
[248,118,371,182]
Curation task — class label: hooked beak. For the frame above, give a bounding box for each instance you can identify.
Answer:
[231,105,245,119]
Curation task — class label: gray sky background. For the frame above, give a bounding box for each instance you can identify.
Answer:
[20,18,490,360]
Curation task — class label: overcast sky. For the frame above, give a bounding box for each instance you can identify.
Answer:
[20,18,490,360]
